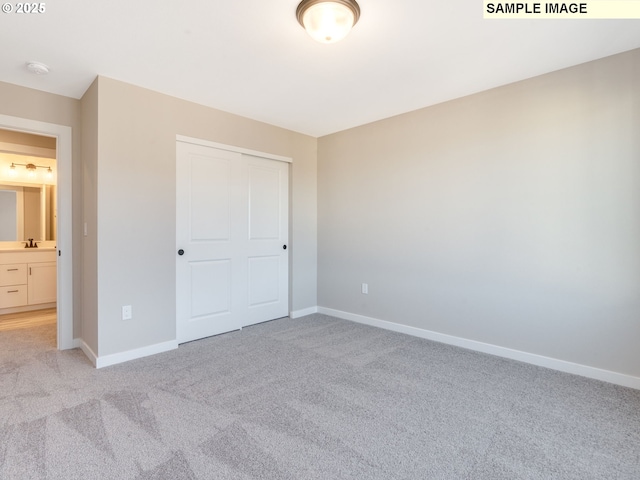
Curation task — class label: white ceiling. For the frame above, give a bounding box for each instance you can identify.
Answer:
[1,1,639,137]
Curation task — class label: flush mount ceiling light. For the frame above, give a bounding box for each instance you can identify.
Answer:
[26,61,50,75]
[296,0,361,44]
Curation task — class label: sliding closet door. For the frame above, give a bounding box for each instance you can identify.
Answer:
[176,141,288,344]
[243,155,289,327]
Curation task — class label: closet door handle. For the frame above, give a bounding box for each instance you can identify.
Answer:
[29,267,32,275]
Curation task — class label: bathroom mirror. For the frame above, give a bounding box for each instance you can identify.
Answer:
[0,183,56,242]
[0,128,57,245]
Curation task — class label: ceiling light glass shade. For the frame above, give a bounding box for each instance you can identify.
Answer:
[297,0,360,44]
[26,163,37,178]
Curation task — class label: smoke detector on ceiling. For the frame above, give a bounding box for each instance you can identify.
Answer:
[26,61,50,75]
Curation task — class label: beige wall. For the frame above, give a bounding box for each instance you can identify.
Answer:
[5,48,637,377]
[318,49,640,377]
[93,77,317,356]
[80,79,99,353]
[0,81,83,338]
[0,76,318,358]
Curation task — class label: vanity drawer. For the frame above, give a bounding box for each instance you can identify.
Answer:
[0,264,27,287]
[0,284,28,308]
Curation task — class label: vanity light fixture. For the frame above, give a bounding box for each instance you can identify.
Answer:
[296,0,361,44]
[9,162,53,179]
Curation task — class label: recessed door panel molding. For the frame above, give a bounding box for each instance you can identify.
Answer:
[248,256,280,307]
[248,163,281,241]
[189,153,232,242]
[177,141,289,344]
[189,260,231,318]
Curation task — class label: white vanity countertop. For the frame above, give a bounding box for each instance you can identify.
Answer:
[0,247,56,253]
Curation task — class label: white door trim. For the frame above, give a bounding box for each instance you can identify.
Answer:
[176,135,293,164]
[0,114,74,350]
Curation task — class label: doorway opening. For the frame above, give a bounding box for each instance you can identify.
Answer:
[0,115,74,350]
[0,129,58,346]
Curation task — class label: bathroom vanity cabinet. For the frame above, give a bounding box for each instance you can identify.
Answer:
[0,249,57,312]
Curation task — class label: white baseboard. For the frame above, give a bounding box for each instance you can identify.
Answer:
[71,338,83,349]
[290,306,318,319]
[79,340,98,367]
[95,340,179,369]
[78,339,178,369]
[317,307,640,390]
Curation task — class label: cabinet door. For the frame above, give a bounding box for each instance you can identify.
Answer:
[27,262,57,305]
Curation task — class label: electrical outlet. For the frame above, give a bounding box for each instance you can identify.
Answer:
[362,283,368,294]
[122,305,132,320]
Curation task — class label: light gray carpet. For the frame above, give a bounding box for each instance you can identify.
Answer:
[1,313,639,479]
